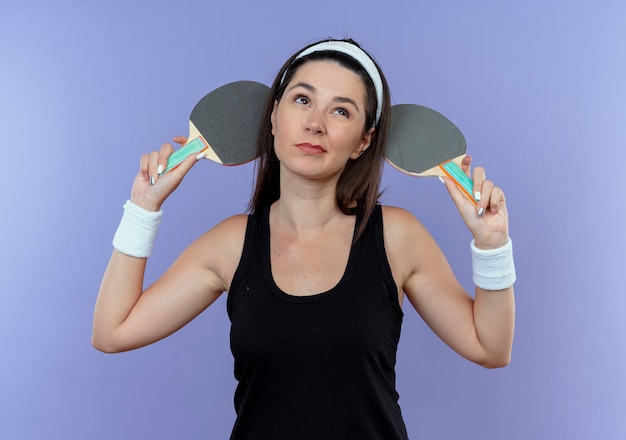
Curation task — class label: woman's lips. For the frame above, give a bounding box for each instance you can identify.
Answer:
[295,143,326,154]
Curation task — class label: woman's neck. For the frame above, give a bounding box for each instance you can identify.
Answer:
[273,182,352,237]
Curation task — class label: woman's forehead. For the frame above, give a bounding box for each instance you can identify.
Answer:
[287,60,367,98]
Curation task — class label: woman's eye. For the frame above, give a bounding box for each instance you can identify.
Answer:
[334,108,350,118]
[294,95,309,105]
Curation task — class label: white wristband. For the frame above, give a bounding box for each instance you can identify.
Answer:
[112,200,163,258]
[471,238,516,291]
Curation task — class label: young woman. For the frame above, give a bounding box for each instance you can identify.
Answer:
[92,38,516,439]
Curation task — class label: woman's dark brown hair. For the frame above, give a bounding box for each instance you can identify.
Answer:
[248,38,391,241]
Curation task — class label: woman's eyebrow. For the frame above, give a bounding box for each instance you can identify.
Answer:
[287,82,361,112]
[288,81,316,94]
[333,96,360,112]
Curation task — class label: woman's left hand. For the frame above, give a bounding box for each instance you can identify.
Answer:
[440,155,510,250]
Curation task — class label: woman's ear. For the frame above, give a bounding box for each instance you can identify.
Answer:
[270,100,279,136]
[350,127,375,159]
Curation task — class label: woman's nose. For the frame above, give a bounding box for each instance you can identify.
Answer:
[304,110,325,134]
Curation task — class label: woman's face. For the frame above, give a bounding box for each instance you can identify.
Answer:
[271,60,375,182]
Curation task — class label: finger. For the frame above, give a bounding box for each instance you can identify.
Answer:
[139,153,150,182]
[440,175,470,211]
[147,151,161,185]
[173,136,188,145]
[461,155,472,175]
[488,186,506,215]
[472,166,487,203]
[157,143,175,177]
[476,178,494,216]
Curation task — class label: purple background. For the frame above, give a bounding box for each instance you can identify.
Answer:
[1,1,624,438]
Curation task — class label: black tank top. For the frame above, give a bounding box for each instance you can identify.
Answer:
[227,205,409,440]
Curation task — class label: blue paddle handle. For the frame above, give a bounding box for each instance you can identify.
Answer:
[161,137,207,174]
[440,161,477,206]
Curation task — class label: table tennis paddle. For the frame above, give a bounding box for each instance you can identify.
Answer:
[386,104,477,206]
[161,80,270,174]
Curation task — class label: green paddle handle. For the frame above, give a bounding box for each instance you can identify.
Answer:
[440,161,477,205]
[161,137,206,174]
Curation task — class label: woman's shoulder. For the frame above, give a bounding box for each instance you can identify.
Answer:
[186,213,250,259]
[380,204,423,228]
[184,213,251,287]
[216,212,250,229]
[379,205,442,286]
[202,213,250,244]
[379,204,432,246]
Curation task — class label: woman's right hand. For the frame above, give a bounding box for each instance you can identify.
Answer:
[130,136,199,212]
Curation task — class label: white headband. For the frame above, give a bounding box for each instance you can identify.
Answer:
[282,41,384,126]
